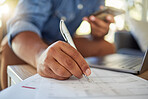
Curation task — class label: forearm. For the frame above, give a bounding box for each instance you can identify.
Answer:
[12,31,48,68]
[74,37,115,57]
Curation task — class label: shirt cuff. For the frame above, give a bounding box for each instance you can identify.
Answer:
[8,20,41,47]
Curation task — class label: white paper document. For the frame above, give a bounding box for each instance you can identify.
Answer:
[1,68,148,99]
[0,74,41,99]
[35,68,148,99]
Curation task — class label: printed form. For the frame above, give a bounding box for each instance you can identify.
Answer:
[35,68,148,99]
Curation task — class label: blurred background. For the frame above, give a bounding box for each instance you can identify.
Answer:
[76,0,148,43]
[0,0,148,50]
[0,0,18,43]
[0,0,148,91]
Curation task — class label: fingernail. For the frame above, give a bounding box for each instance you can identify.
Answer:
[107,15,112,20]
[90,16,95,21]
[85,68,91,76]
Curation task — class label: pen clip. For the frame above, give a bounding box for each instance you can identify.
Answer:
[60,20,68,42]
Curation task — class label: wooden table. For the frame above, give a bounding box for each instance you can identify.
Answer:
[139,70,148,80]
[7,65,36,87]
[7,64,148,87]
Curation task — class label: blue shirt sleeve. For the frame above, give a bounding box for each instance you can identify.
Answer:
[7,0,53,46]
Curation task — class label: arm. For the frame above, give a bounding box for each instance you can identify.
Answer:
[83,5,114,40]
[12,31,91,79]
[12,31,48,68]
[9,0,91,80]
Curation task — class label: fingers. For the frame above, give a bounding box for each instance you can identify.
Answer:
[90,21,109,37]
[83,16,109,32]
[37,41,91,80]
[106,15,115,23]
[83,15,113,38]
[83,14,114,27]
[89,16,109,29]
[46,57,72,78]
[51,46,83,78]
[83,16,109,37]
[57,41,91,76]
[38,64,70,80]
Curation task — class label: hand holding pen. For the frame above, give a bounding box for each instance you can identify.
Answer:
[36,21,91,80]
[60,20,91,81]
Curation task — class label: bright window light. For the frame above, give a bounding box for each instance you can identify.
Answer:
[0,0,6,5]
[114,15,125,30]
[76,21,91,35]
[105,0,125,10]
[76,0,126,44]
[0,20,2,27]
[0,4,10,15]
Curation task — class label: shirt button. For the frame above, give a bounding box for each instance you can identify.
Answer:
[61,16,66,21]
[77,4,83,10]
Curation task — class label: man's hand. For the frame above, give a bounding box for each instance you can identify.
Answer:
[36,41,91,80]
[12,32,91,80]
[83,15,114,39]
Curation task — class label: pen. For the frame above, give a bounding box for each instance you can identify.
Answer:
[60,19,90,81]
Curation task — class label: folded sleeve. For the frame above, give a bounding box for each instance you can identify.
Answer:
[7,0,53,47]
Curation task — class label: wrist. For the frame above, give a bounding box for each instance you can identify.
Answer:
[34,43,48,68]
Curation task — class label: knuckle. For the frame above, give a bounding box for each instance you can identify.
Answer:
[55,41,68,48]
[64,59,74,68]
[48,46,56,55]
[56,41,64,45]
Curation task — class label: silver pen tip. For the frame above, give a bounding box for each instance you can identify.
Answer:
[83,74,91,82]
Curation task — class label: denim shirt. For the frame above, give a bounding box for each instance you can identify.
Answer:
[7,0,104,45]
